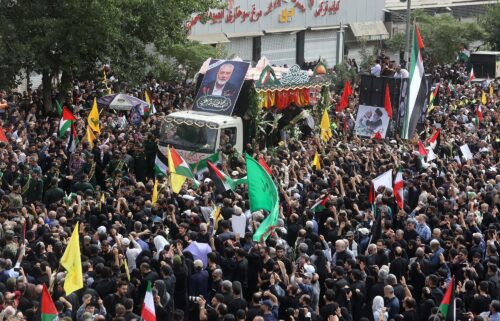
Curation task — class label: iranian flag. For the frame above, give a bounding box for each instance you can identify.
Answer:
[469,67,475,82]
[59,107,77,138]
[475,105,483,125]
[402,24,427,140]
[207,161,232,195]
[41,284,58,321]
[141,281,156,321]
[311,194,329,213]
[438,277,455,321]
[394,170,404,210]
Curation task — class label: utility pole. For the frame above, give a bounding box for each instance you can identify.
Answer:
[404,0,411,67]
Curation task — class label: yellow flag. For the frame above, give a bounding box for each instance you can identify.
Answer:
[167,147,186,193]
[213,207,222,232]
[88,98,100,134]
[312,152,321,170]
[145,91,151,106]
[490,84,494,97]
[60,222,83,295]
[86,126,96,148]
[481,91,487,105]
[122,257,130,281]
[152,179,158,204]
[320,109,333,142]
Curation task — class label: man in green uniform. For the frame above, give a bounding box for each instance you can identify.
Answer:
[44,177,65,205]
[72,173,95,194]
[25,168,44,204]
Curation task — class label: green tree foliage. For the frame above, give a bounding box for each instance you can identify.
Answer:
[387,32,405,54]
[413,11,486,64]
[0,0,220,111]
[166,42,217,84]
[480,3,500,51]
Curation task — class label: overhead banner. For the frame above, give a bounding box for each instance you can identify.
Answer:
[193,59,250,116]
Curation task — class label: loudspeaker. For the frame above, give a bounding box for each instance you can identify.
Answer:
[359,75,402,110]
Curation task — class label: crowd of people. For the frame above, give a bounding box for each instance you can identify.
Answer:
[0,55,498,321]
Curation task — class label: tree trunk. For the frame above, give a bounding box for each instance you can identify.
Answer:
[42,70,52,115]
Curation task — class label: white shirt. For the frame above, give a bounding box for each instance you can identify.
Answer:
[371,64,381,76]
[395,69,410,78]
[212,84,225,96]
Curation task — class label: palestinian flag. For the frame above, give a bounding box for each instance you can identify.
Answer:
[169,147,197,180]
[418,140,428,156]
[154,151,168,177]
[402,24,427,140]
[427,128,441,150]
[394,170,404,210]
[56,100,63,116]
[59,107,76,138]
[207,161,232,195]
[141,281,156,321]
[41,284,58,321]
[311,194,329,213]
[66,123,78,153]
[438,277,455,321]
[191,152,221,178]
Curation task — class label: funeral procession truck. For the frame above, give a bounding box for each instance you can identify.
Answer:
[158,57,331,166]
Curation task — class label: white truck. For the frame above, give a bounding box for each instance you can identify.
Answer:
[159,110,244,164]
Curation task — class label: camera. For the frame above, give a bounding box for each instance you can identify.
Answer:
[189,296,200,303]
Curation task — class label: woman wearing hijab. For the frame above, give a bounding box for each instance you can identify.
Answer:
[372,296,388,321]
[153,235,169,260]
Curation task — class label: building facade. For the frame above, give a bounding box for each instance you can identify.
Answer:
[187,0,388,68]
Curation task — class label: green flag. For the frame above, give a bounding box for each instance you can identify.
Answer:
[246,154,279,242]
[56,100,63,117]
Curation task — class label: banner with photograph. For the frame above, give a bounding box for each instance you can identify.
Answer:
[354,105,391,138]
[193,59,250,116]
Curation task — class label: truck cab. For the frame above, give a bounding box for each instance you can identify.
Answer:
[159,110,243,164]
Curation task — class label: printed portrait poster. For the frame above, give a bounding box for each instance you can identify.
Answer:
[354,105,391,138]
[193,59,250,116]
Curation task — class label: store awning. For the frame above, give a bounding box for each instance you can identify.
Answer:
[226,31,264,38]
[187,33,230,44]
[309,25,341,31]
[349,21,389,40]
[264,27,306,34]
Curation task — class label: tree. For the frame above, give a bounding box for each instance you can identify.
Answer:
[166,42,217,84]
[412,10,486,64]
[386,32,405,54]
[0,0,221,113]
[480,3,500,51]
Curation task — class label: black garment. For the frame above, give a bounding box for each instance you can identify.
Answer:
[104,293,127,320]
[402,309,418,321]
[390,257,409,282]
[320,303,337,321]
[228,296,247,315]
[470,294,491,315]
[232,258,248,289]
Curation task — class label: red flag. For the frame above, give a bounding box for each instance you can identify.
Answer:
[384,84,393,118]
[476,105,483,122]
[0,127,8,143]
[427,129,441,145]
[62,107,77,121]
[415,24,425,49]
[372,131,382,140]
[41,284,58,321]
[258,156,273,175]
[418,140,428,156]
[337,80,352,112]
[368,183,375,204]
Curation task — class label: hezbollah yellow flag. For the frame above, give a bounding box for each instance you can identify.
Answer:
[481,91,487,105]
[60,222,83,295]
[86,126,96,148]
[490,83,494,97]
[167,146,186,194]
[320,109,333,142]
[145,91,151,106]
[213,207,222,232]
[152,179,159,204]
[88,98,100,134]
[312,152,321,170]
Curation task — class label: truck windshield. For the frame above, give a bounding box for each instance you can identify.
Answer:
[160,121,217,154]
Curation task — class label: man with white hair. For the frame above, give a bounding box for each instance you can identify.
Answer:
[332,239,355,264]
[415,214,431,242]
